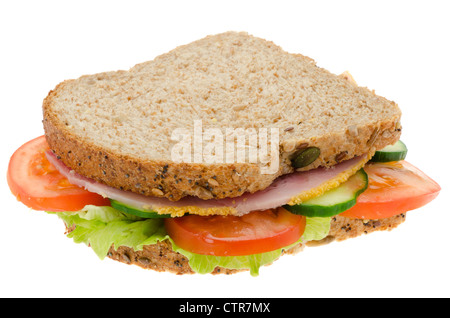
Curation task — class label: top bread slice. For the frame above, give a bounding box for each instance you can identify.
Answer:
[43,31,401,201]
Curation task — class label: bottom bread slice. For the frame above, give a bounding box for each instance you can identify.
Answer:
[104,213,407,275]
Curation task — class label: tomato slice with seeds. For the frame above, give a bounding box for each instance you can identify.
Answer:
[7,135,110,212]
[165,207,306,256]
[340,161,440,219]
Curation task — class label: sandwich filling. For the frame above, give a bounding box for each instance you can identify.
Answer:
[7,136,440,275]
[45,149,373,217]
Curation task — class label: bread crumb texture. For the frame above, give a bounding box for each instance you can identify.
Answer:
[43,31,401,200]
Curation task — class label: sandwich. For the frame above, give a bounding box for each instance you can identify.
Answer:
[7,31,440,276]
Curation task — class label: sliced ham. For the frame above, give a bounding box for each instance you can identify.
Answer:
[46,150,367,215]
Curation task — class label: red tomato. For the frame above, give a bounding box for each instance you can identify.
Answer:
[165,207,306,256]
[7,135,110,212]
[340,161,440,219]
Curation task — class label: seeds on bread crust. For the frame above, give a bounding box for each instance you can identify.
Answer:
[292,147,321,169]
[42,31,402,201]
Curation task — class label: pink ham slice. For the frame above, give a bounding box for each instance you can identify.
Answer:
[46,151,366,215]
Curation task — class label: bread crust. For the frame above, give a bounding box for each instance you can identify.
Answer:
[43,88,400,201]
[42,32,402,201]
[103,214,406,274]
[308,213,406,246]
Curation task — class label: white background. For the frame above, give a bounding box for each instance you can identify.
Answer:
[1,0,449,298]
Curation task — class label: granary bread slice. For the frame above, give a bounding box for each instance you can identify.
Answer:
[102,213,406,274]
[43,31,402,201]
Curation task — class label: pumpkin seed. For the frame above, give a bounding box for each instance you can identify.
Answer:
[292,147,320,168]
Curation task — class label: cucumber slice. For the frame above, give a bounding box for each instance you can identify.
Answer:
[371,140,407,162]
[283,169,368,217]
[110,199,171,218]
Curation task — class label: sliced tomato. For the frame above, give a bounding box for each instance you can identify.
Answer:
[340,161,440,219]
[7,135,110,212]
[165,207,306,256]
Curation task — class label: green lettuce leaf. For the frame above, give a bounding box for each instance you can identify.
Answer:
[51,206,331,276]
[54,206,168,259]
[301,216,332,242]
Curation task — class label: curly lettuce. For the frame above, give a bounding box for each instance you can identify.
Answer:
[52,205,331,276]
